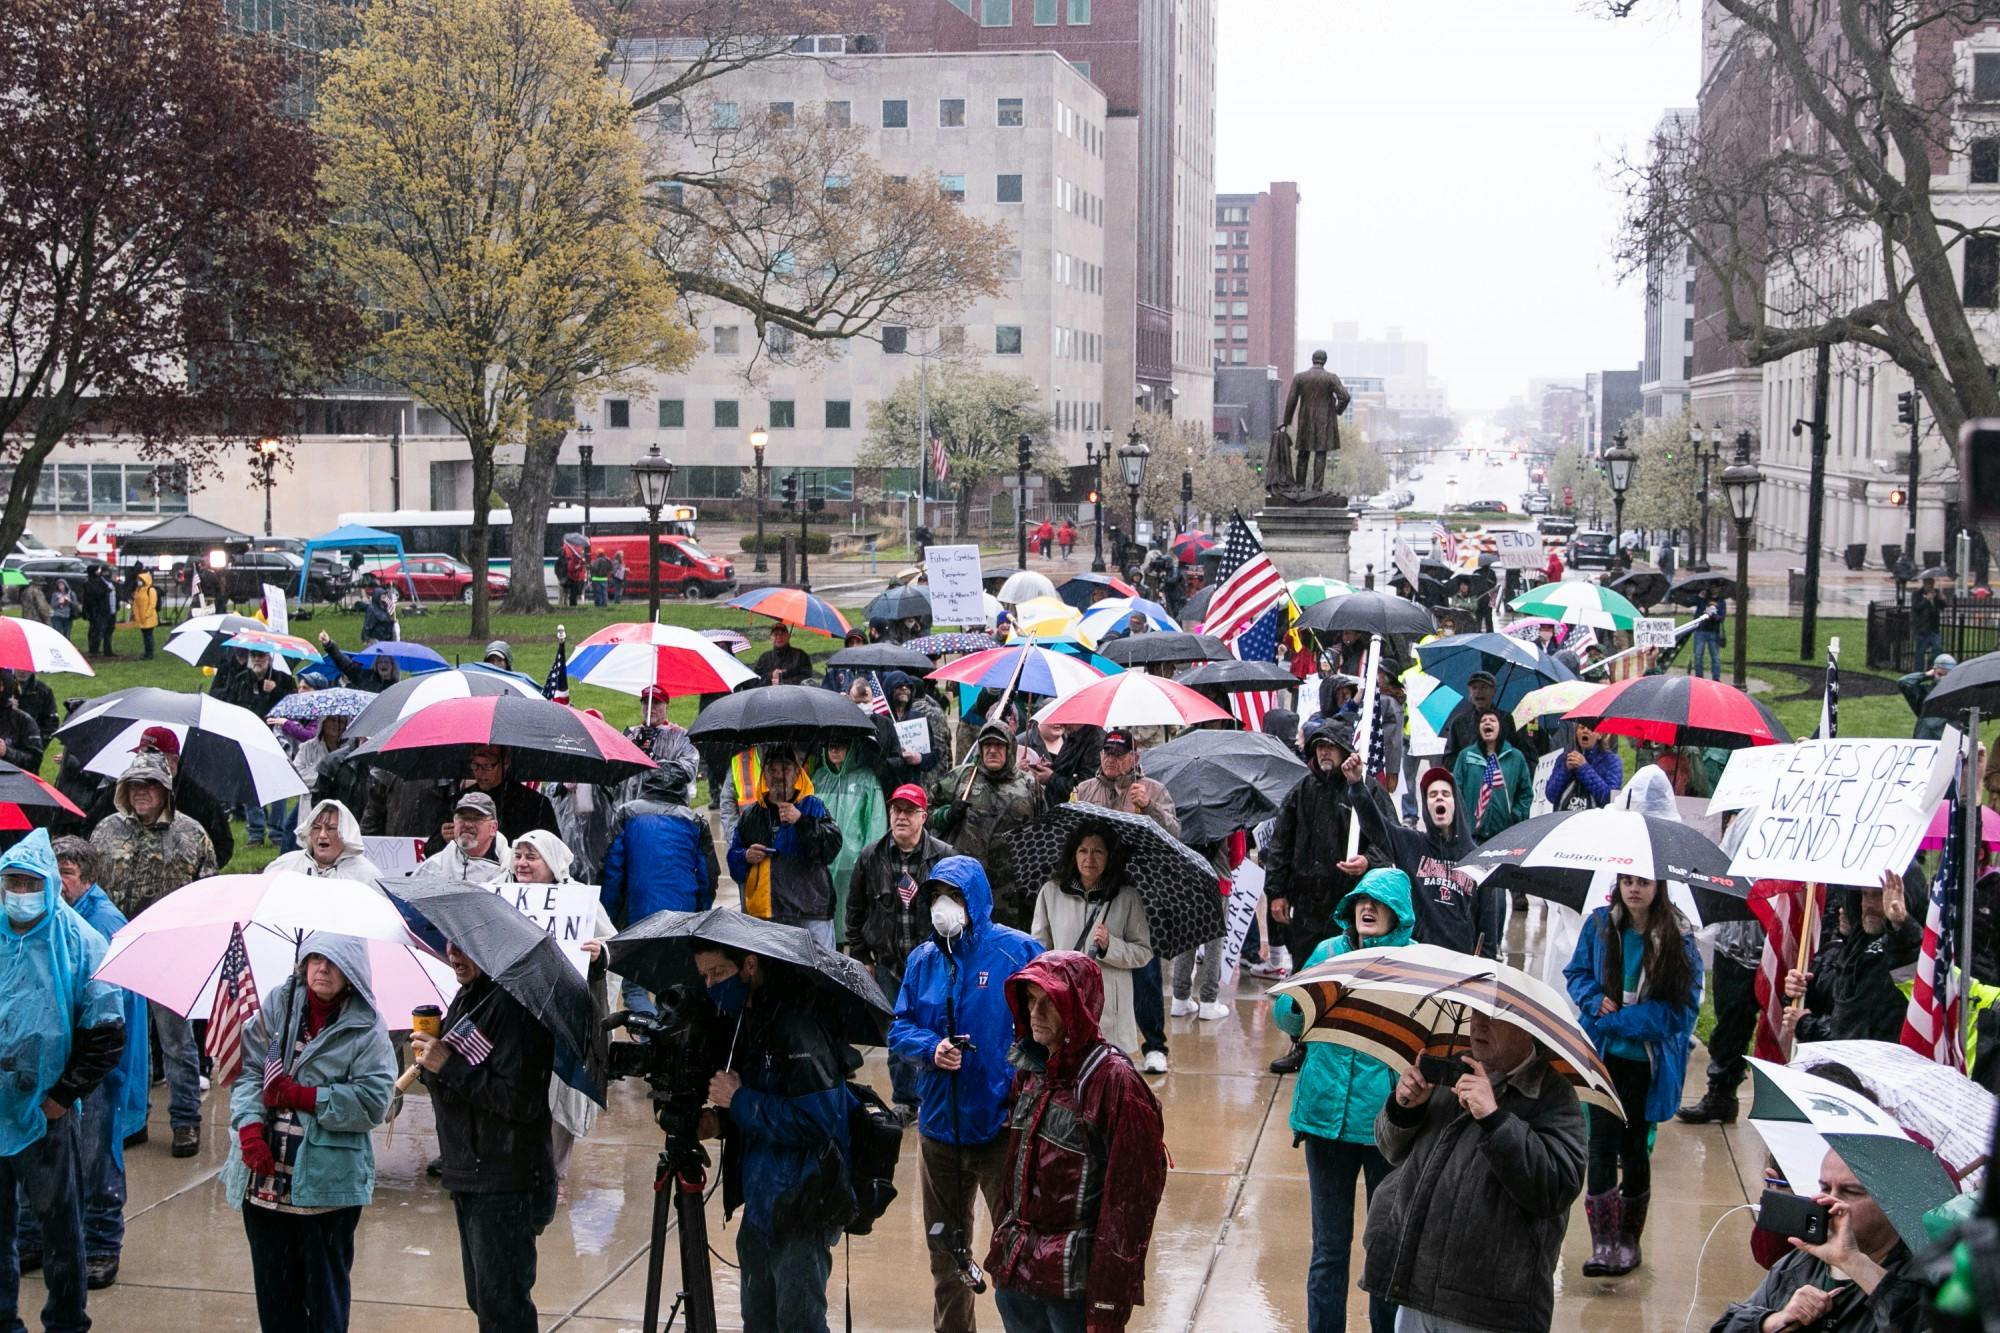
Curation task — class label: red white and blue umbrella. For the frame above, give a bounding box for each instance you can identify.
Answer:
[1032,671,1231,729]
[928,644,1109,697]
[0,616,93,676]
[570,621,757,698]
[351,694,656,783]
[1077,596,1180,646]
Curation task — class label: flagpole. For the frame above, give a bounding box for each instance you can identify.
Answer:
[1962,706,1981,1054]
[916,340,929,532]
[1784,883,1820,1059]
[1347,634,1382,859]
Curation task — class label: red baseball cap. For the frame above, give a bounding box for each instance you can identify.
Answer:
[1419,765,1454,796]
[888,783,929,811]
[131,726,181,757]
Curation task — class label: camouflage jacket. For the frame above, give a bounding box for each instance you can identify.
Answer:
[928,722,1043,928]
[92,811,219,917]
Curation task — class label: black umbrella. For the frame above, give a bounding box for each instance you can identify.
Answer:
[864,584,932,625]
[1002,805,1224,959]
[1462,808,1752,924]
[1171,659,1301,693]
[1923,649,2000,717]
[381,877,603,1101]
[686,683,879,750]
[1668,572,1737,605]
[1101,632,1230,667]
[608,908,892,1048]
[826,642,937,674]
[1296,590,1436,637]
[1179,584,1216,624]
[1609,570,1669,610]
[1137,730,1308,846]
[1056,572,1131,611]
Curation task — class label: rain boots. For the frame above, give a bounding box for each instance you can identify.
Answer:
[1581,1190,1621,1276]
[1609,1191,1650,1276]
[1675,1083,1739,1125]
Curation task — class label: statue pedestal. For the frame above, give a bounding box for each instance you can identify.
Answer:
[1253,501,1356,583]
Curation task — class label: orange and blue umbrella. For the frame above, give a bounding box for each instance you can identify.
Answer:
[728,586,851,636]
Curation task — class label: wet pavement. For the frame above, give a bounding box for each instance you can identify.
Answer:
[40,914,1772,1332]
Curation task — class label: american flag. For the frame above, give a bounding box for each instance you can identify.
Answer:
[896,870,921,907]
[1473,751,1502,824]
[1432,521,1459,566]
[1901,784,1967,1069]
[1750,878,1823,1061]
[931,436,950,488]
[1205,517,1286,645]
[1225,603,1283,729]
[1816,640,1839,741]
[1367,688,1391,781]
[867,671,892,716]
[204,924,261,1086]
[442,1016,493,1067]
[543,635,569,706]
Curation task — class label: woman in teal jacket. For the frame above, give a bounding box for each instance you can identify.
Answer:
[222,930,396,1332]
[1271,866,1414,1333]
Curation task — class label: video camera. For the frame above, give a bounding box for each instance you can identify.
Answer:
[601,984,718,1134]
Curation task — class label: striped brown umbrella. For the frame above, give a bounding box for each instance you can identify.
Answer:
[1267,942,1625,1117]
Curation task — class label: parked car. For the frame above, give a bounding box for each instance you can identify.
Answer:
[1522,491,1551,514]
[8,556,107,606]
[586,533,736,600]
[222,550,352,603]
[375,555,509,603]
[1569,531,1617,569]
[1536,514,1578,538]
[1447,499,1510,515]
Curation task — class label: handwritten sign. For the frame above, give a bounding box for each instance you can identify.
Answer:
[1529,750,1559,817]
[479,880,601,978]
[263,584,290,634]
[895,717,931,757]
[1726,738,1953,887]
[926,544,985,625]
[1633,617,1677,650]
[1707,744,1798,814]
[363,837,426,875]
[1491,528,1543,569]
[1393,535,1422,592]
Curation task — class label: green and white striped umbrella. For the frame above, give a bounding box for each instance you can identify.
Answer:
[1508,580,1642,631]
[1746,1057,1963,1249]
[1287,577,1358,609]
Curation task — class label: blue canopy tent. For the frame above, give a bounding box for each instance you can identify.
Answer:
[297,523,413,602]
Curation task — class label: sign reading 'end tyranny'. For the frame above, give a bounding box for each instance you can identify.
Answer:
[1725,737,1953,888]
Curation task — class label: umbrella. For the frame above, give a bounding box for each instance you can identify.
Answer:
[1077,597,1179,646]
[1745,1056,1961,1249]
[1101,632,1230,667]
[1138,730,1308,845]
[1009,595,1082,639]
[1415,633,1576,712]
[458,660,544,689]
[1920,801,2000,852]
[352,694,655,784]
[608,908,892,1049]
[349,642,450,675]
[1407,671,1464,733]
[569,621,758,698]
[1179,584,1216,626]
[0,570,22,588]
[1056,572,1140,610]
[1462,808,1753,924]
[1170,532,1216,563]
[1793,1039,1996,1189]
[1002,804,1226,959]
[1268,942,1625,1117]
[0,617,93,677]
[1921,649,2000,717]
[1032,672,1231,729]
[269,687,374,724]
[1563,674,1791,749]
[685,683,879,751]
[928,644,1108,697]
[56,687,307,805]
[1607,570,1669,610]
[220,630,324,662]
[383,878,601,1101]
[1172,659,1300,693]
[826,642,938,674]
[997,570,1058,604]
[0,759,83,831]
[908,632,998,656]
[164,614,272,669]
[1669,572,1738,605]
[728,586,851,636]
[701,628,752,655]
[1508,581,1641,631]
[1295,590,1437,638]
[349,667,544,739]
[1510,679,1604,729]
[95,871,457,1025]
[864,584,932,624]
[1286,577,1358,609]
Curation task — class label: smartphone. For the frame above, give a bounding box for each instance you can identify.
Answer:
[1418,1053,1472,1086]
[1757,1189,1830,1245]
[949,1034,976,1054]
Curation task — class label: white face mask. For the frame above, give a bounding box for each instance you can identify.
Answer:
[930,897,968,940]
[4,891,43,925]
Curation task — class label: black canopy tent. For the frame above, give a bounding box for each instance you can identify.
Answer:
[117,515,255,623]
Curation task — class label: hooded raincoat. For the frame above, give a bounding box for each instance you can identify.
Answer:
[987,951,1167,1330]
[1353,769,1499,956]
[129,571,158,631]
[1272,869,1417,1143]
[0,831,125,1159]
[268,799,383,882]
[63,881,148,1148]
[811,741,886,938]
[220,931,396,1211]
[930,720,1043,928]
[888,856,1045,1145]
[600,767,717,926]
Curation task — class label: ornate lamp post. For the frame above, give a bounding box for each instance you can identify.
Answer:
[1118,427,1150,571]
[1719,430,1763,687]
[750,425,769,574]
[1082,438,1108,573]
[256,437,278,537]
[577,434,595,536]
[1180,467,1193,533]
[632,441,676,623]
[1604,429,1637,561]
[1690,420,1718,572]
[1016,433,1032,570]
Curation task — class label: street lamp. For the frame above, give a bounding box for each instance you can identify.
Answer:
[1603,429,1637,560]
[1180,468,1193,533]
[1016,433,1032,570]
[256,437,278,537]
[632,441,676,623]
[1083,437,1107,573]
[1690,421,1719,572]
[1118,427,1150,571]
[1719,429,1763,687]
[750,425,769,574]
[577,440,595,536]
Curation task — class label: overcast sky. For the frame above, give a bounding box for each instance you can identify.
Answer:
[1215,0,1701,410]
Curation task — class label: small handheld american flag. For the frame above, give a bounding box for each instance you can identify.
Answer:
[443,1016,493,1067]
[543,631,570,706]
[1473,752,1502,825]
[868,671,892,717]
[205,924,261,1086]
[896,871,921,907]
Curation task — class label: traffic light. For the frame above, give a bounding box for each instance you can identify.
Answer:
[1086,488,1100,505]
[780,471,799,507]
[1897,391,1918,427]
[1016,433,1033,470]
[1888,487,1908,507]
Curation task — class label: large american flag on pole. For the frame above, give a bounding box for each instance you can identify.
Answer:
[205,924,261,1086]
[931,436,951,488]
[1901,782,1967,1069]
[1205,517,1285,645]
[1226,604,1282,729]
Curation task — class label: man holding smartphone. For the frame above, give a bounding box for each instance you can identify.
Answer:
[726,744,843,947]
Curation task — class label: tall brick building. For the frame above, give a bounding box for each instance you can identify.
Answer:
[1212,183,1299,380]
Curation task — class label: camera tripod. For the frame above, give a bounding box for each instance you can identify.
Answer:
[640,1124,717,1333]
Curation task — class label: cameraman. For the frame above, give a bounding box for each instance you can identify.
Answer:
[887,856,1043,1333]
[694,943,855,1333]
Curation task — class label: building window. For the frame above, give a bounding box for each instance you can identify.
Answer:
[939,173,965,201]
[939,325,965,350]
[1966,234,2000,307]
[1034,0,1057,21]
[713,325,740,355]
[825,100,850,127]
[882,99,908,128]
[822,173,850,202]
[998,97,1023,126]
[1975,137,2000,184]
[882,326,908,354]
[712,101,739,130]
[939,97,965,127]
[996,325,1023,354]
[1977,52,2000,100]
[1068,0,1090,20]
[1071,59,1091,79]
[1232,300,1248,316]
[770,400,796,428]
[981,0,1011,24]
[825,400,852,429]
[997,173,1023,203]
[1004,248,1022,279]
[606,399,631,428]
[658,399,684,429]
[714,399,739,428]
[768,325,794,354]
[1684,355,1694,380]
[767,101,794,128]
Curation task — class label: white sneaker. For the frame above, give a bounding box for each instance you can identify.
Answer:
[1197,1001,1230,1021]
[1271,946,1294,972]
[1245,958,1287,978]
[1170,997,1198,1018]
[1141,1050,1168,1075]
[198,1075,210,1093]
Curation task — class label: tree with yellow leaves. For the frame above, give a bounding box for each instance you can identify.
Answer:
[316,0,696,628]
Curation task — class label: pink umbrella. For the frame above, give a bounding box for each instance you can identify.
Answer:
[1919,802,2000,852]
[1031,671,1231,729]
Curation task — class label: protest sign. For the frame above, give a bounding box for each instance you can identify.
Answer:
[1529,750,1559,817]
[262,585,289,634]
[1490,528,1543,569]
[1725,737,1953,886]
[1708,744,1798,814]
[1633,617,1677,650]
[1393,535,1422,591]
[926,544,984,625]
[1221,859,1264,978]
[363,837,426,875]
[895,717,931,756]
[480,880,600,977]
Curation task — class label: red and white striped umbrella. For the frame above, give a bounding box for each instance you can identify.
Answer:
[1032,671,1231,730]
[351,693,655,783]
[0,616,93,676]
[570,621,757,697]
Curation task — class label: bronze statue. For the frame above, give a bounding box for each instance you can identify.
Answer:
[1279,350,1352,492]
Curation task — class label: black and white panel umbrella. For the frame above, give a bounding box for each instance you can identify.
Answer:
[1002,804,1225,961]
[1462,807,1753,923]
[57,687,307,806]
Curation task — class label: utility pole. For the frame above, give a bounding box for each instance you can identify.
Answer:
[1800,343,1832,661]
[1898,389,1921,563]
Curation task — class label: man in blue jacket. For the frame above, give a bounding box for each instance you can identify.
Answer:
[888,855,1044,1333]
[601,766,718,1016]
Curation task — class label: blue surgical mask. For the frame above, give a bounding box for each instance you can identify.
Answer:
[4,891,44,926]
[706,974,749,1013]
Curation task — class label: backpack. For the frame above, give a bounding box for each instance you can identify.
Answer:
[842,1080,904,1236]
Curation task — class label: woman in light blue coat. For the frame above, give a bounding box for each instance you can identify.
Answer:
[221,930,395,1332]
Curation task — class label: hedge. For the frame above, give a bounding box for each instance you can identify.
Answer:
[737,532,835,554]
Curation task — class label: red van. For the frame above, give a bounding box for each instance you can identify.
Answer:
[586,533,736,600]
